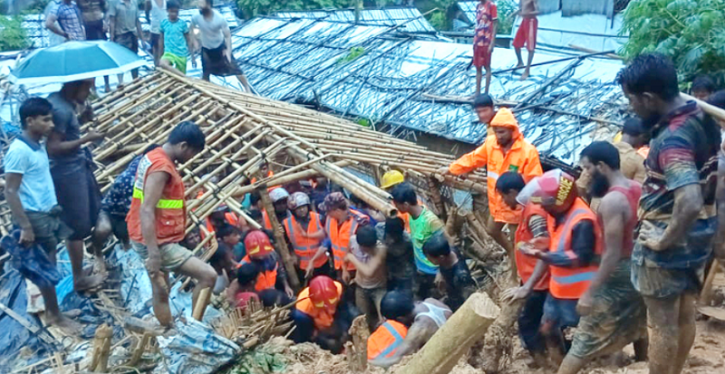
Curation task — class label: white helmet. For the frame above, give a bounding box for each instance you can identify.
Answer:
[269,187,290,203]
[289,192,311,210]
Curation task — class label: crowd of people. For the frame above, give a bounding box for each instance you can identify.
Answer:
[5,7,725,370]
[44,0,253,92]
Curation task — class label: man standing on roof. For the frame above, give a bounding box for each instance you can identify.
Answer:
[126,122,218,326]
[557,141,647,374]
[284,191,330,280]
[108,0,145,85]
[191,0,254,94]
[513,0,538,80]
[618,53,720,374]
[76,0,111,92]
[473,0,497,95]
[369,290,452,368]
[438,108,542,282]
[497,171,550,366]
[45,0,85,42]
[145,0,167,66]
[521,169,602,365]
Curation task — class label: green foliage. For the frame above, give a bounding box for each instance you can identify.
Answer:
[0,16,29,52]
[356,117,371,127]
[495,0,516,35]
[337,46,365,64]
[429,10,447,30]
[620,0,725,82]
[237,0,351,18]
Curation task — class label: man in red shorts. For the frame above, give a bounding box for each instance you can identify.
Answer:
[514,0,538,80]
[473,0,497,95]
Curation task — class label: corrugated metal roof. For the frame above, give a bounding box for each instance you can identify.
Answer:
[275,7,436,33]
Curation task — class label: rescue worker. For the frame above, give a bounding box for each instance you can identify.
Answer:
[126,122,217,326]
[283,191,330,280]
[240,229,294,297]
[369,290,452,368]
[201,205,240,239]
[391,182,445,300]
[497,172,550,366]
[558,141,648,374]
[367,317,408,362]
[521,169,602,365]
[291,275,359,353]
[320,192,370,281]
[262,187,291,231]
[438,108,542,282]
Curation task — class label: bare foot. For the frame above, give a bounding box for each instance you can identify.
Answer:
[47,313,83,334]
[516,62,524,69]
[74,273,105,292]
[520,70,530,80]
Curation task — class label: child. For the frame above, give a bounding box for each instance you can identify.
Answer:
[422,232,476,312]
[217,223,244,262]
[473,0,497,95]
[226,263,260,310]
[345,225,387,330]
[158,0,192,75]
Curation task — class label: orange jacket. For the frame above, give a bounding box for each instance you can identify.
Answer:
[367,320,408,360]
[448,109,542,224]
[241,255,278,292]
[548,198,602,299]
[296,281,343,330]
[283,212,327,269]
[515,202,550,291]
[326,210,367,271]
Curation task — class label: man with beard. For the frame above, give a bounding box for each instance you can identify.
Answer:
[556,141,648,374]
[577,118,647,210]
[618,53,720,374]
[520,169,602,365]
[191,0,253,94]
[439,108,542,283]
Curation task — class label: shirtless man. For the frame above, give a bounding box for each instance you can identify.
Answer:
[369,290,452,368]
[513,0,538,80]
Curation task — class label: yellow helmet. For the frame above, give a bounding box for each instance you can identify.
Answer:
[380,170,405,190]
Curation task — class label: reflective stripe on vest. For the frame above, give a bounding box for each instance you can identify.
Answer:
[285,214,324,267]
[132,187,184,209]
[327,212,361,270]
[375,322,406,359]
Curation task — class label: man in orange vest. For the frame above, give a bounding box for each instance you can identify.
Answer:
[439,108,543,281]
[369,290,451,368]
[240,229,294,297]
[320,192,370,283]
[557,142,648,374]
[497,171,550,366]
[521,169,602,365]
[283,192,330,280]
[262,187,291,231]
[291,275,358,353]
[126,122,217,326]
[367,317,408,361]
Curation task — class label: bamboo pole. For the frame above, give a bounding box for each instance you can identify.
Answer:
[682,92,725,124]
[257,184,301,289]
[192,288,212,321]
[427,177,447,221]
[393,293,499,374]
[232,160,353,197]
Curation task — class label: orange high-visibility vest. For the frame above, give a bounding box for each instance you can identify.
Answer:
[283,212,327,269]
[514,202,551,291]
[241,255,278,292]
[548,198,602,300]
[296,282,343,330]
[367,320,408,360]
[326,210,366,271]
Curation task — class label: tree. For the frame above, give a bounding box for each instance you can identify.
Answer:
[0,16,29,52]
[620,0,725,83]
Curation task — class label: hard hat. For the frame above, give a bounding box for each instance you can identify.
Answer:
[380,170,405,190]
[288,192,311,210]
[269,188,289,203]
[529,169,578,214]
[244,230,274,259]
[309,276,340,312]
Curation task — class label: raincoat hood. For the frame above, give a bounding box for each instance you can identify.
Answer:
[490,108,522,140]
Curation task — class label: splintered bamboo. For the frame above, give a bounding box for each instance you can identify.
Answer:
[427,177,447,221]
[394,293,499,374]
[257,185,300,289]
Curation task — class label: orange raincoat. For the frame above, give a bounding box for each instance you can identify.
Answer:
[448,108,542,224]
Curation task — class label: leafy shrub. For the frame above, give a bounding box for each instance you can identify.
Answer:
[0,16,29,52]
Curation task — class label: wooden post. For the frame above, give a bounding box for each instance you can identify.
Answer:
[257,185,301,289]
[478,298,525,373]
[89,324,113,372]
[192,287,212,321]
[394,293,499,374]
[348,315,370,372]
[128,333,152,366]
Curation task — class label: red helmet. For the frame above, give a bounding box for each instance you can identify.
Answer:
[529,169,578,214]
[309,276,340,312]
[244,230,274,259]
